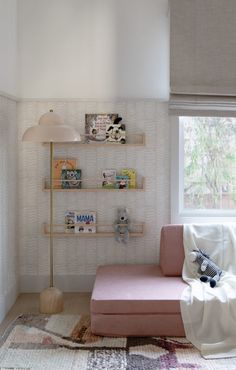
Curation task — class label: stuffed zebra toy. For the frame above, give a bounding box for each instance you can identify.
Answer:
[189,249,222,288]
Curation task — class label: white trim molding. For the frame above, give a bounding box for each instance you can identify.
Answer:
[0,91,19,102]
[20,275,96,293]
[0,282,18,323]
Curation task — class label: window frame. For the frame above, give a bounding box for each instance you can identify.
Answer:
[171,116,236,224]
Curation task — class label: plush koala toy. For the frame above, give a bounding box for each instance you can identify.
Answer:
[189,249,223,288]
[114,208,131,244]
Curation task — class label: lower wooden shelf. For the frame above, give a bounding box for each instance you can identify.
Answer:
[42,223,145,237]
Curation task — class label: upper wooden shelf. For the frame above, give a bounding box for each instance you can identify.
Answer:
[44,133,145,147]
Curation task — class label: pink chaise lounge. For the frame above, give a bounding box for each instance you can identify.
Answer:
[90,224,187,337]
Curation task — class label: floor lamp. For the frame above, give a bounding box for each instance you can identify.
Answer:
[22,110,81,314]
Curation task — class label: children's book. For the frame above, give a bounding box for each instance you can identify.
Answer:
[102,169,116,188]
[106,117,126,144]
[85,114,118,143]
[121,168,136,189]
[61,169,82,189]
[53,159,77,188]
[115,175,129,189]
[75,211,96,233]
[65,211,76,233]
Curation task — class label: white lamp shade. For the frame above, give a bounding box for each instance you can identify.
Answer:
[22,110,81,142]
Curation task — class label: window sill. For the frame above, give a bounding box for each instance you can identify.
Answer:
[172,210,236,224]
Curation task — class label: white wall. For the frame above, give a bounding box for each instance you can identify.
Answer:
[0,0,18,321]
[0,96,18,320]
[18,0,169,100]
[0,1,170,294]
[18,99,170,292]
[17,1,171,292]
[0,0,18,97]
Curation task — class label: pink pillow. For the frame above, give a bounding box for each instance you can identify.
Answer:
[159,225,184,276]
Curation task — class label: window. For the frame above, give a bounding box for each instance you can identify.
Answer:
[171,116,236,223]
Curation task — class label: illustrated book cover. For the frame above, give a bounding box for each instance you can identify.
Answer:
[53,159,77,188]
[115,175,129,189]
[85,113,118,143]
[121,168,136,189]
[75,211,97,233]
[102,169,116,188]
[106,117,126,144]
[65,210,76,233]
[61,169,82,189]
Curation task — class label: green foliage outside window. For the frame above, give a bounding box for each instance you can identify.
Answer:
[182,116,236,209]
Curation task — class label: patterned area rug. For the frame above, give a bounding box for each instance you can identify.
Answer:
[0,314,236,370]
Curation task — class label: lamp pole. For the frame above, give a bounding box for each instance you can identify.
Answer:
[22,109,80,314]
[50,142,54,288]
[39,140,63,314]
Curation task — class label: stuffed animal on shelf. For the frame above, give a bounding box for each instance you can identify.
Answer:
[114,208,131,244]
[189,249,223,288]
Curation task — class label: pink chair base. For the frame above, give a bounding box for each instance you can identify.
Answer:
[91,225,186,337]
[91,313,185,337]
[91,261,187,337]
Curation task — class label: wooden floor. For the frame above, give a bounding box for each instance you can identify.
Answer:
[0,293,91,336]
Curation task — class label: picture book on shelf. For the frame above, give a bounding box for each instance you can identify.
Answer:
[75,211,96,233]
[53,159,77,188]
[85,113,118,143]
[121,168,136,189]
[115,175,129,189]
[102,169,116,188]
[106,117,126,144]
[61,169,82,189]
[65,211,76,233]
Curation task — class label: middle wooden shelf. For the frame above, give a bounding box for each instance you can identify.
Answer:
[42,177,145,192]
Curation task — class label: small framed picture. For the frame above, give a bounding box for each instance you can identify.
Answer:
[102,169,116,188]
[85,113,118,143]
[61,169,82,189]
[115,175,129,189]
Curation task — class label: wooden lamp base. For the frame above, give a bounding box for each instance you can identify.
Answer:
[39,287,64,314]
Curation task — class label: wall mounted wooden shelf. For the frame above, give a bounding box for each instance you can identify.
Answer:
[42,130,146,242]
[44,133,145,147]
[42,223,145,238]
[42,177,145,192]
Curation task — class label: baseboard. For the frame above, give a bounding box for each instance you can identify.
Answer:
[0,282,19,323]
[19,274,96,293]
[19,97,166,102]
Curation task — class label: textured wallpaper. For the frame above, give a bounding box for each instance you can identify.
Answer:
[0,95,18,320]
[18,100,170,291]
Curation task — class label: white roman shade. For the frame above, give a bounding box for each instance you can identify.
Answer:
[169,0,236,116]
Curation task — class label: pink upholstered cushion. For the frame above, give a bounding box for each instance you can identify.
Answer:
[159,224,184,276]
[91,264,187,315]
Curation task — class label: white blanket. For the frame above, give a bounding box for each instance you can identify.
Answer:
[181,223,236,359]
